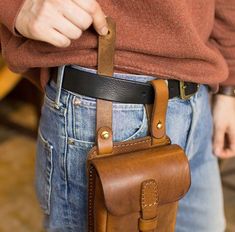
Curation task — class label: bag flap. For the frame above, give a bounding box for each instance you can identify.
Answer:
[91,144,191,216]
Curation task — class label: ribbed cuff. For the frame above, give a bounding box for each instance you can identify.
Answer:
[0,0,26,36]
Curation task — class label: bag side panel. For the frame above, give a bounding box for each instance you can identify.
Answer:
[94,175,108,232]
[157,202,178,232]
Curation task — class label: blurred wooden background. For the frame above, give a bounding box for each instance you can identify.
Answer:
[0,57,44,231]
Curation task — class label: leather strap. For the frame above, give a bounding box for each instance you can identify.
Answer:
[139,82,169,232]
[96,17,116,155]
[150,80,169,146]
[139,179,159,232]
[95,17,169,151]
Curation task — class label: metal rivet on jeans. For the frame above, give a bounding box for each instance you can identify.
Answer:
[74,98,81,106]
[68,138,75,145]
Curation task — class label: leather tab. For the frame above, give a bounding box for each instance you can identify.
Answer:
[96,99,113,155]
[96,17,116,155]
[97,126,113,155]
[98,17,116,76]
[139,218,158,231]
[150,80,169,145]
[139,179,159,231]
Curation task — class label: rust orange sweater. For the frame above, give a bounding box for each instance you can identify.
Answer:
[0,0,235,87]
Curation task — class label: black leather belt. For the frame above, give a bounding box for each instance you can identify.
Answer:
[51,65,199,104]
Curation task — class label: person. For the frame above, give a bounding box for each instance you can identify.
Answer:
[0,0,235,231]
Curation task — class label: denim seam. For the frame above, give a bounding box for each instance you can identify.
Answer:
[71,95,76,139]
[63,95,69,183]
[57,93,70,226]
[67,137,95,147]
[47,144,53,215]
[63,93,74,226]
[184,98,196,161]
[37,129,54,215]
[71,101,144,110]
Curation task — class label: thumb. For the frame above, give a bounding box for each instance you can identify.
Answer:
[227,129,235,156]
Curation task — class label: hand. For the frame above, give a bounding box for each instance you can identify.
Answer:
[212,94,235,158]
[15,0,108,47]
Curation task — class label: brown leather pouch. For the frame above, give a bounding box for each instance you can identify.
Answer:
[87,18,191,232]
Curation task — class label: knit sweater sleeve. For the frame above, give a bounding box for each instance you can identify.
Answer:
[211,0,235,86]
[0,0,25,35]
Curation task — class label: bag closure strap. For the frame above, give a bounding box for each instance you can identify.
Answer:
[139,179,159,232]
[96,17,116,155]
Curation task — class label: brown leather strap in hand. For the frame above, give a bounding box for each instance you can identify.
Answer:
[96,18,169,153]
[96,17,116,155]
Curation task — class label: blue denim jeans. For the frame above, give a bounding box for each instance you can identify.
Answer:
[36,65,226,232]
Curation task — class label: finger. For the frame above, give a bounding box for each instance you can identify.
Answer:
[40,28,71,47]
[52,13,82,40]
[27,20,71,47]
[73,0,108,35]
[218,132,235,159]
[226,130,235,157]
[213,125,226,157]
[62,1,93,31]
[219,149,235,159]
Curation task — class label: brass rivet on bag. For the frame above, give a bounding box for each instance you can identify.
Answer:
[156,121,163,129]
[101,131,110,139]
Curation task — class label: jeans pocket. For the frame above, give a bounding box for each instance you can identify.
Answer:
[72,98,148,144]
[112,104,148,142]
[35,130,53,215]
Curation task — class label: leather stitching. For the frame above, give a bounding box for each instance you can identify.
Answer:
[142,180,159,209]
[89,138,151,159]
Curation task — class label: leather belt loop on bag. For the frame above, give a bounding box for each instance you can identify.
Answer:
[96,17,116,155]
[150,80,170,146]
[144,80,170,146]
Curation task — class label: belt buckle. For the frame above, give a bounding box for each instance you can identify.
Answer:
[179,81,198,100]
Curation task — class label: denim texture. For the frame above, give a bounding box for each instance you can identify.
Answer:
[36,66,226,232]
